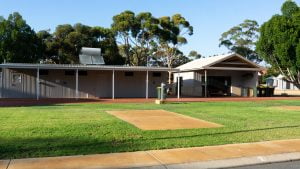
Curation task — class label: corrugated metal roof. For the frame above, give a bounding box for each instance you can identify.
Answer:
[0,63,177,72]
[177,53,262,71]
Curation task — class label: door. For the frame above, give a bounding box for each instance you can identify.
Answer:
[10,72,24,97]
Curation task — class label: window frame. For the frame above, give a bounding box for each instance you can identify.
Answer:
[11,73,22,84]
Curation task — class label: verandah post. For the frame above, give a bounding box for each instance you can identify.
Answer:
[36,67,40,100]
[177,72,180,99]
[146,70,149,99]
[205,69,207,98]
[75,69,79,100]
[112,69,115,99]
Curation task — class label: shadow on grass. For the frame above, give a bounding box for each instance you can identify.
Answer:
[147,124,300,140]
[167,102,189,104]
[0,99,104,108]
[0,137,144,159]
[1,124,300,159]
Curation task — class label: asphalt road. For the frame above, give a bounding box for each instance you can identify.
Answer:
[228,160,300,169]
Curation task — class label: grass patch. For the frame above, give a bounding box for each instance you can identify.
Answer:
[1,100,300,159]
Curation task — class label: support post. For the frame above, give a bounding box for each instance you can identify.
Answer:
[146,71,149,99]
[75,69,79,100]
[177,72,180,99]
[0,68,4,98]
[161,82,167,101]
[204,70,207,98]
[36,68,40,100]
[112,70,115,99]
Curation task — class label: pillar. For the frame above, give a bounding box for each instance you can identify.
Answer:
[75,69,79,100]
[36,68,40,100]
[146,71,149,99]
[205,70,207,98]
[112,70,115,99]
[177,72,181,99]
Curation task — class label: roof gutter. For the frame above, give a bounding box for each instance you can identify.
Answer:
[0,63,178,72]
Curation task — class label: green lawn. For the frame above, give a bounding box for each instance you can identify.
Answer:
[1,100,300,159]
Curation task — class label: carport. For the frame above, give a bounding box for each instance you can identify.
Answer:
[173,53,263,97]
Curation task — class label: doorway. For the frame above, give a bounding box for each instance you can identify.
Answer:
[202,76,231,97]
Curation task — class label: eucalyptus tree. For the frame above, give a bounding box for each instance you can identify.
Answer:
[257,0,300,84]
[219,19,261,62]
[91,26,124,65]
[156,14,193,69]
[154,14,193,83]
[112,11,160,66]
[188,50,202,60]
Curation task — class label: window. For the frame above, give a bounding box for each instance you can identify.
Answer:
[266,79,274,87]
[65,70,75,76]
[286,81,291,89]
[274,80,278,87]
[152,72,161,77]
[125,72,134,76]
[39,70,49,76]
[12,73,22,84]
[78,71,88,76]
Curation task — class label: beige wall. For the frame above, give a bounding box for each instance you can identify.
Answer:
[274,89,300,96]
[1,68,168,99]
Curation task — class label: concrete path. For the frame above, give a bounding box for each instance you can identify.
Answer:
[2,139,300,169]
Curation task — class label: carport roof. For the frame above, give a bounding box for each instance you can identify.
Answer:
[0,63,178,72]
[176,53,263,72]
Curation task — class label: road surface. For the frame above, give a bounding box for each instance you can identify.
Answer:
[227,160,300,169]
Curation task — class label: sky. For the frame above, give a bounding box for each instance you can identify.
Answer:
[0,0,299,57]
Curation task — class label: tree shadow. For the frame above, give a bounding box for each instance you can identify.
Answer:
[1,124,300,159]
[146,124,300,141]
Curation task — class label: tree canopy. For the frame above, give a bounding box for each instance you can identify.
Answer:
[219,19,261,62]
[112,11,193,67]
[0,12,40,63]
[257,0,300,84]
[112,11,160,66]
[0,11,192,67]
[154,14,193,68]
[39,24,124,64]
[0,13,124,65]
[188,50,202,59]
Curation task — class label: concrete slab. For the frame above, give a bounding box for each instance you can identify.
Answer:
[0,160,10,169]
[106,110,222,130]
[8,151,160,169]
